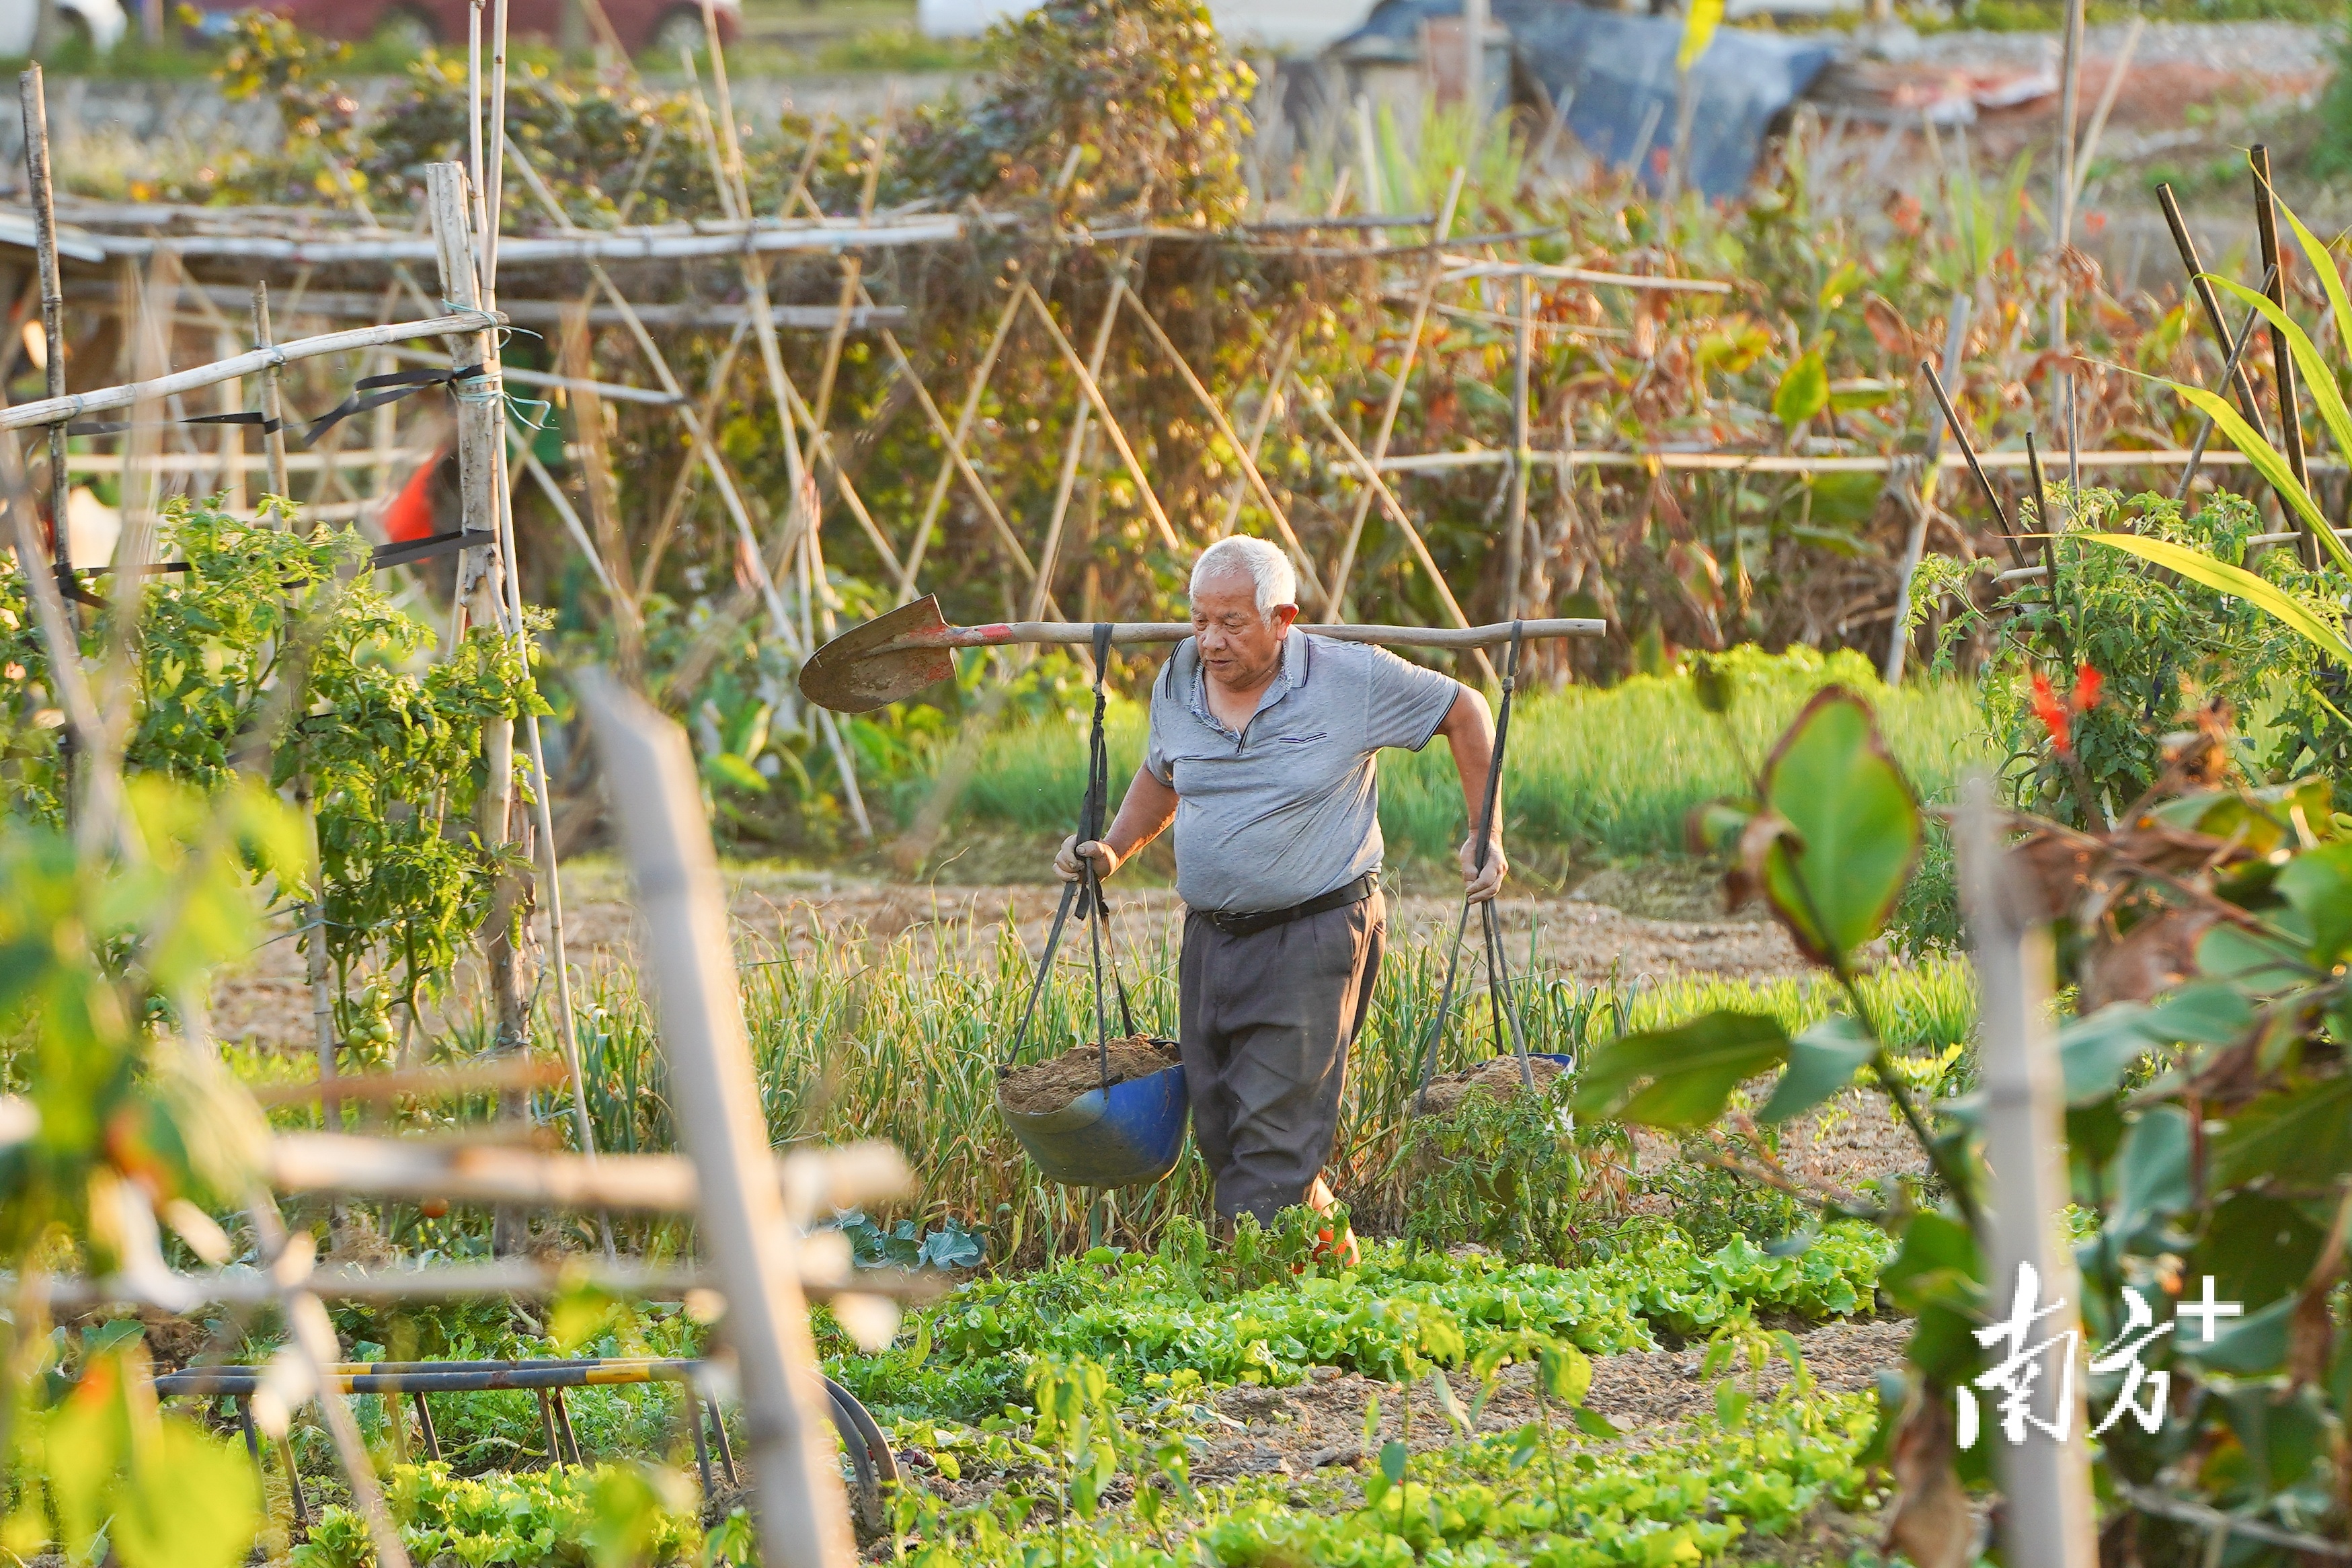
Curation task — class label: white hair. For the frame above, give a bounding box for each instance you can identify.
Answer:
[1189,537,1297,619]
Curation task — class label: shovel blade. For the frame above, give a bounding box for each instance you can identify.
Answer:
[797,594,959,713]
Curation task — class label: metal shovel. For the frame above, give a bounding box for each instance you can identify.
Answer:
[797,594,1607,713]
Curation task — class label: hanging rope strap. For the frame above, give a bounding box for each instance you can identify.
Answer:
[1001,624,1136,1077]
[1412,621,1529,1113]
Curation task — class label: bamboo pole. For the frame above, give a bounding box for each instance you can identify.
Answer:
[892,286,1019,600]
[1955,773,2099,1568]
[578,671,860,1568]
[1018,281,1181,554]
[857,281,1046,598]
[1886,295,1970,682]
[0,312,496,433]
[1293,375,1498,686]
[2250,144,2315,567]
[2049,0,2083,354]
[1122,286,1329,606]
[1026,245,1138,619]
[2156,183,2268,433]
[1504,270,1532,619]
[1326,167,1466,617]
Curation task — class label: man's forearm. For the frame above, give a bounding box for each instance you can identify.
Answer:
[1101,767,1179,861]
[1438,687,1500,845]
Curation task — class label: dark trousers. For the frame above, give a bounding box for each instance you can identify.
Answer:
[1177,890,1386,1225]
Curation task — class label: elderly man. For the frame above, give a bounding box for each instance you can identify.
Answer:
[1056,535,1503,1245]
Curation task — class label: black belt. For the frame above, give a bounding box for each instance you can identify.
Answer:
[1203,873,1376,938]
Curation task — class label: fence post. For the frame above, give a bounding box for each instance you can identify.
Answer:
[578,670,855,1568]
[1957,773,2099,1568]
[426,161,533,1241]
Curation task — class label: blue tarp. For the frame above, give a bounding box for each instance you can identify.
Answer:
[1337,0,1836,200]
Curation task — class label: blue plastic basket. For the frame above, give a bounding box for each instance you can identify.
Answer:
[998,1052,1190,1189]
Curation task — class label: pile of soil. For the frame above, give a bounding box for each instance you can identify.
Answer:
[998,1035,1180,1115]
[1413,1054,1567,1119]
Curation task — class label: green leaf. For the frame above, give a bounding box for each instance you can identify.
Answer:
[1573,1011,1792,1128]
[1772,350,1830,431]
[2111,1105,2193,1239]
[2140,982,2256,1047]
[110,1422,259,1568]
[1758,1013,1877,1123]
[2080,532,2351,666]
[2208,1074,2352,1191]
[1570,1405,1622,1438]
[2140,378,2341,563]
[1378,1439,1407,1486]
[704,752,771,795]
[1714,1382,1752,1429]
[2058,1003,2158,1105]
[2205,277,2352,577]
[1755,688,1923,970]
[1536,1342,1592,1405]
[2195,1191,2330,1310]
[2277,841,2352,966]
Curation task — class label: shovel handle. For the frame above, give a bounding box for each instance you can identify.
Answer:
[883,616,1606,654]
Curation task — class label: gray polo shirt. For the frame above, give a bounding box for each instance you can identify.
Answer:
[1143,631,1462,913]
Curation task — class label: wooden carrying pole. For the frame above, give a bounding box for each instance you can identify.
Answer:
[1957,774,2099,1568]
[578,670,855,1568]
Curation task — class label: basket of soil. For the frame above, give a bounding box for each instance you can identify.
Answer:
[1413,1053,1572,1120]
[997,1035,1189,1188]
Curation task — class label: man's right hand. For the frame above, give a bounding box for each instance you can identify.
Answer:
[1055,835,1123,883]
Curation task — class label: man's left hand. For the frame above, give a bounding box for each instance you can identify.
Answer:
[1459,836,1507,903]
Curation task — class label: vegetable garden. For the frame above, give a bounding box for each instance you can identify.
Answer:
[6,0,2352,1564]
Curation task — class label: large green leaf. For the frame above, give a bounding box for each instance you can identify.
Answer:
[2059,1003,2160,1105]
[2109,1105,2193,1241]
[2153,382,2341,551]
[2277,841,2352,966]
[2203,278,2352,577]
[1772,350,1829,432]
[1573,1010,1791,1128]
[1754,688,1922,971]
[2079,533,2352,666]
[2207,1074,2352,1191]
[1758,1013,1877,1124]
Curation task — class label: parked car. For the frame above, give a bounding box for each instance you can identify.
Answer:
[191,0,736,57]
[0,0,129,56]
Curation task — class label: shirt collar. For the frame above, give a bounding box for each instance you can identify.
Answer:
[1187,631,1309,738]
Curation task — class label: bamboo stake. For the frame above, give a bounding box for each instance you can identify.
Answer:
[0,312,497,433]
[510,424,616,599]
[1919,359,2028,569]
[578,671,861,1568]
[19,69,68,609]
[2250,144,2315,567]
[633,321,748,596]
[1326,167,1466,617]
[1956,773,2100,1568]
[1019,280,1182,554]
[2067,15,2140,212]
[1504,270,1531,619]
[247,1206,414,1568]
[893,286,1019,600]
[857,282,1046,598]
[251,284,292,501]
[1028,248,1136,619]
[2050,0,2083,353]
[2156,183,2267,432]
[1293,374,1497,686]
[2176,274,2273,503]
[1886,295,1972,682]
[1122,286,1329,606]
